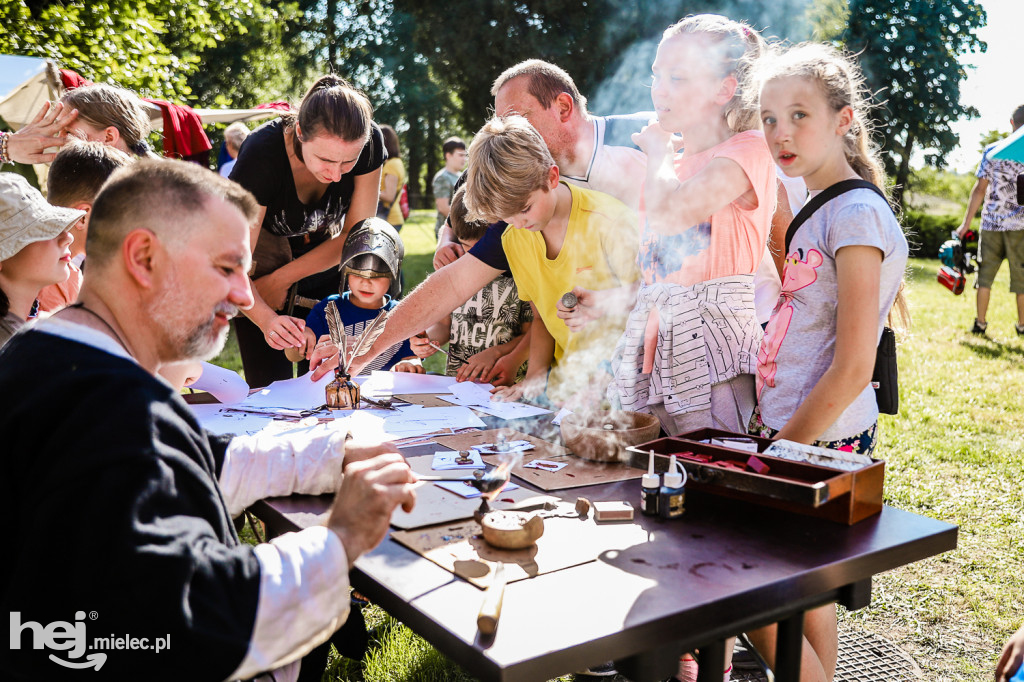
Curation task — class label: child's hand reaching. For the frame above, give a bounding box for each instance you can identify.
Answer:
[556,286,602,333]
[996,624,1024,682]
[484,353,520,387]
[409,333,438,359]
[491,376,545,403]
[456,346,502,383]
[393,360,424,374]
[309,335,341,379]
[263,314,306,350]
[632,120,683,158]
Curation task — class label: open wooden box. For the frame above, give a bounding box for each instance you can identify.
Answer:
[626,428,884,525]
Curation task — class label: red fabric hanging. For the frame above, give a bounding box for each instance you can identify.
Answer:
[59,70,93,90]
[144,99,212,158]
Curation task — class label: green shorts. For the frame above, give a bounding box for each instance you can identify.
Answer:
[977,229,1024,293]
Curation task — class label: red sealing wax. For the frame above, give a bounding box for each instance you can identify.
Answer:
[675,451,712,463]
[711,460,747,471]
[747,456,770,474]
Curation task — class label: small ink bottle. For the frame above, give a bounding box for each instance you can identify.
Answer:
[640,450,660,517]
[659,455,687,519]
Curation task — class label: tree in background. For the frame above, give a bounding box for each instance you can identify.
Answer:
[842,0,986,210]
[0,0,301,102]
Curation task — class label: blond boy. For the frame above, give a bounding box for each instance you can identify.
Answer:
[463,115,640,407]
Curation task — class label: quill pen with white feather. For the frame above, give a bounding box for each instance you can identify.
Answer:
[324,300,347,377]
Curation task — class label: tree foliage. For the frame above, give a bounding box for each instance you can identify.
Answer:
[0,0,301,104]
[842,0,986,208]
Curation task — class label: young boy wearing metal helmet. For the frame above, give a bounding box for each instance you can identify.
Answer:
[285,217,422,373]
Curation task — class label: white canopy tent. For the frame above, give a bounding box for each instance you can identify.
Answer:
[0,54,280,132]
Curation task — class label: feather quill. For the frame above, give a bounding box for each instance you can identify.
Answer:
[324,300,348,374]
[346,310,389,368]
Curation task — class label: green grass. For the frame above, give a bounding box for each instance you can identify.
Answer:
[837,258,1024,682]
[221,221,1024,681]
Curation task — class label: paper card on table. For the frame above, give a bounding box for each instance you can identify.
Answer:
[394,393,457,408]
[188,404,331,437]
[382,406,486,436]
[460,399,552,420]
[447,381,496,404]
[551,407,573,426]
[523,459,568,472]
[471,440,534,454]
[440,382,553,419]
[360,371,460,396]
[432,429,645,491]
[189,403,275,436]
[434,480,520,499]
[431,449,484,470]
[242,371,332,410]
[191,362,250,404]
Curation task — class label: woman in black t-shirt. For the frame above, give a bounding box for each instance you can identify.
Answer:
[230,75,385,387]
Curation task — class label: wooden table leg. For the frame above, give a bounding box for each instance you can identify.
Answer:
[775,611,805,682]
[696,639,727,682]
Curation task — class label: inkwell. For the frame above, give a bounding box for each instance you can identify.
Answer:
[323,300,387,410]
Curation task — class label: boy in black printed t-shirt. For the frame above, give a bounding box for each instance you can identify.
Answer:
[413,187,532,384]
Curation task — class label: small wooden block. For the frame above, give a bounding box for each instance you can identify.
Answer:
[593,501,635,523]
[712,460,747,471]
[747,455,770,474]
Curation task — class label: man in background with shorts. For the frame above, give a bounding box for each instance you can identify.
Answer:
[958,104,1024,336]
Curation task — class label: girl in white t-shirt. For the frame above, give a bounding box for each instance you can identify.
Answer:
[748,43,909,682]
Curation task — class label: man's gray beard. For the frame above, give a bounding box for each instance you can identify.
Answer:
[180,310,232,361]
[151,280,236,363]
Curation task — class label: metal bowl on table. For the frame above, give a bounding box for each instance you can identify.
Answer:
[560,410,661,462]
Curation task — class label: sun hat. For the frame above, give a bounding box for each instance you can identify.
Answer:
[1,173,85,261]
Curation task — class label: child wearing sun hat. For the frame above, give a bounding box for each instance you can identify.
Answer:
[0,173,84,347]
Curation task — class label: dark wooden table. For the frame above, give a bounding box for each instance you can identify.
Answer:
[252,426,957,682]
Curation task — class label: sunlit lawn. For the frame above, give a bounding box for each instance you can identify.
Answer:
[229,214,1024,681]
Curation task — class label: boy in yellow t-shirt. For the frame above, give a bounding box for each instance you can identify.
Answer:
[463,115,640,407]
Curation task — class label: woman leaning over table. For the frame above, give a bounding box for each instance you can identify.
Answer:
[229,74,385,388]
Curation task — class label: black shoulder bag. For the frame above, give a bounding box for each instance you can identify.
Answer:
[784,179,899,415]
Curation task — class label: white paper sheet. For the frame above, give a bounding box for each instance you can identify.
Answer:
[551,408,573,426]
[440,381,553,420]
[241,371,333,409]
[188,404,326,437]
[318,406,486,443]
[189,403,275,436]
[382,406,486,436]
[360,371,461,396]
[191,362,250,404]
[447,381,496,404]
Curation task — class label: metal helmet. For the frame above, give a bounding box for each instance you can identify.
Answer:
[339,217,405,298]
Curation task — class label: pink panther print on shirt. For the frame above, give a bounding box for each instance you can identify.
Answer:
[757,248,824,397]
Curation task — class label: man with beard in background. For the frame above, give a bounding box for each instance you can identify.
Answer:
[323,59,651,382]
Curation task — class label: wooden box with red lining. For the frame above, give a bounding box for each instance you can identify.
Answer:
[626,428,884,525]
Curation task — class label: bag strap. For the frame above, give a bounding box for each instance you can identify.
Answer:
[785,179,887,253]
